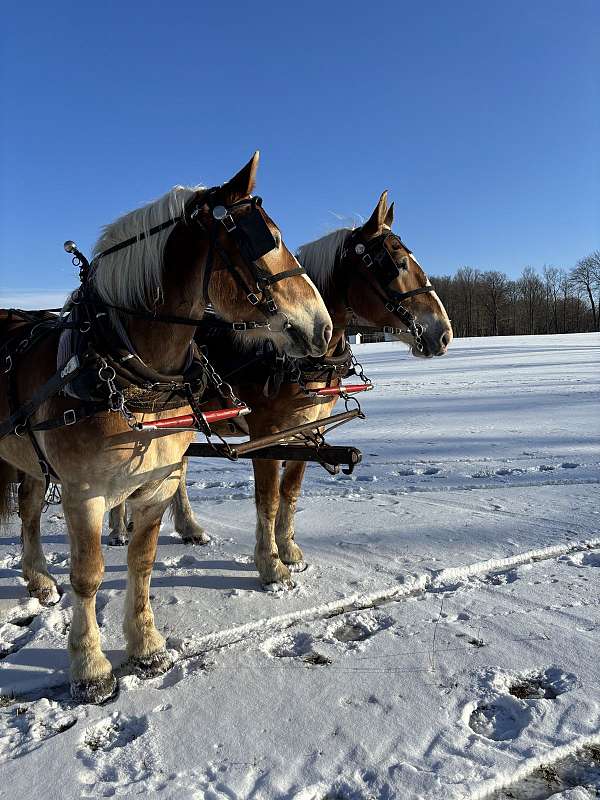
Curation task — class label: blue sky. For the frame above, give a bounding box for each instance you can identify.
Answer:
[1,0,598,299]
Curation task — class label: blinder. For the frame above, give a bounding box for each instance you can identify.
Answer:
[352,232,409,287]
[221,197,278,262]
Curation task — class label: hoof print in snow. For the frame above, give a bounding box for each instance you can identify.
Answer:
[81,713,147,754]
[468,695,531,741]
[0,698,77,760]
[303,651,332,666]
[330,611,392,646]
[269,631,315,659]
[333,623,373,643]
[509,668,576,700]
[467,637,486,648]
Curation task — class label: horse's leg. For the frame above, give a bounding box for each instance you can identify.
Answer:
[108,503,130,547]
[275,460,307,570]
[171,458,209,545]
[123,496,173,676]
[19,475,61,605]
[63,493,116,704]
[253,458,293,588]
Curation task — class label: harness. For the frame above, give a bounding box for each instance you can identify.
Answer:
[341,230,435,353]
[0,185,306,493]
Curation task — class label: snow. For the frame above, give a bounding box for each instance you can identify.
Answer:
[0,332,598,799]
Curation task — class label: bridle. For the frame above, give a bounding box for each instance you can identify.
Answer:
[341,229,435,352]
[81,187,306,332]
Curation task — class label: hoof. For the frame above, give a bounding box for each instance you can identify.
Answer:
[180,527,210,546]
[262,577,296,592]
[29,582,61,606]
[131,649,173,678]
[71,672,118,705]
[286,560,307,573]
[108,533,129,547]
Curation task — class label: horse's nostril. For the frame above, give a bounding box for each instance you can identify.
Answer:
[440,332,449,348]
[323,324,333,344]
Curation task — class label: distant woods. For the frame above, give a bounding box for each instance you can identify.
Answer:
[430,251,600,337]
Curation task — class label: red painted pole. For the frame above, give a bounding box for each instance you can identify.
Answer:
[314,383,373,397]
[138,406,251,430]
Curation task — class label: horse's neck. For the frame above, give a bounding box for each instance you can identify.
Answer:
[126,242,207,374]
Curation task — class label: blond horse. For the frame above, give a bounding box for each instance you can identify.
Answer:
[0,153,332,702]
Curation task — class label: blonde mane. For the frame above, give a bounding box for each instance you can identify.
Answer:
[296,228,353,291]
[91,185,204,309]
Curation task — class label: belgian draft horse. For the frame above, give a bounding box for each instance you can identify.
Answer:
[0,153,332,702]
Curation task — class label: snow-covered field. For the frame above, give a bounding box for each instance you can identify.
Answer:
[0,333,599,800]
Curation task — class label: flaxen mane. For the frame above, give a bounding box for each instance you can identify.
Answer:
[296,228,352,291]
[91,185,204,310]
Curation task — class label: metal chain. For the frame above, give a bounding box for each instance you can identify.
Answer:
[97,359,141,429]
[197,350,245,408]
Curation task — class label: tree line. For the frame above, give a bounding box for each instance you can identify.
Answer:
[429,251,600,337]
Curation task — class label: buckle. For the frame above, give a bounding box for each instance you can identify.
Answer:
[63,409,77,426]
[265,299,278,314]
[385,302,395,313]
[233,322,248,331]
[362,254,373,267]
[222,214,236,232]
[247,292,260,306]
[3,355,11,373]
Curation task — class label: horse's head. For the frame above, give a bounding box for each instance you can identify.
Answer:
[343,192,452,357]
[182,153,332,358]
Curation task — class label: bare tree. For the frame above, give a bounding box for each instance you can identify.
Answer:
[481,271,508,336]
[543,266,561,333]
[570,252,600,330]
[518,267,544,334]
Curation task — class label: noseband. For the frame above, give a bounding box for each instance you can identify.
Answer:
[342,230,435,352]
[87,188,305,329]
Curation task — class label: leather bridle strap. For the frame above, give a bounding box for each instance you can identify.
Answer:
[344,231,434,323]
[94,217,182,260]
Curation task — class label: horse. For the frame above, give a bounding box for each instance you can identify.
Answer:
[0,152,332,703]
[109,190,453,588]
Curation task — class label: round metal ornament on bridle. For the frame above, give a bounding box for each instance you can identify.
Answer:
[212,206,229,221]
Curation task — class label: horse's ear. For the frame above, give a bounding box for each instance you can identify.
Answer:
[363,190,388,236]
[222,151,260,203]
[384,201,394,229]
